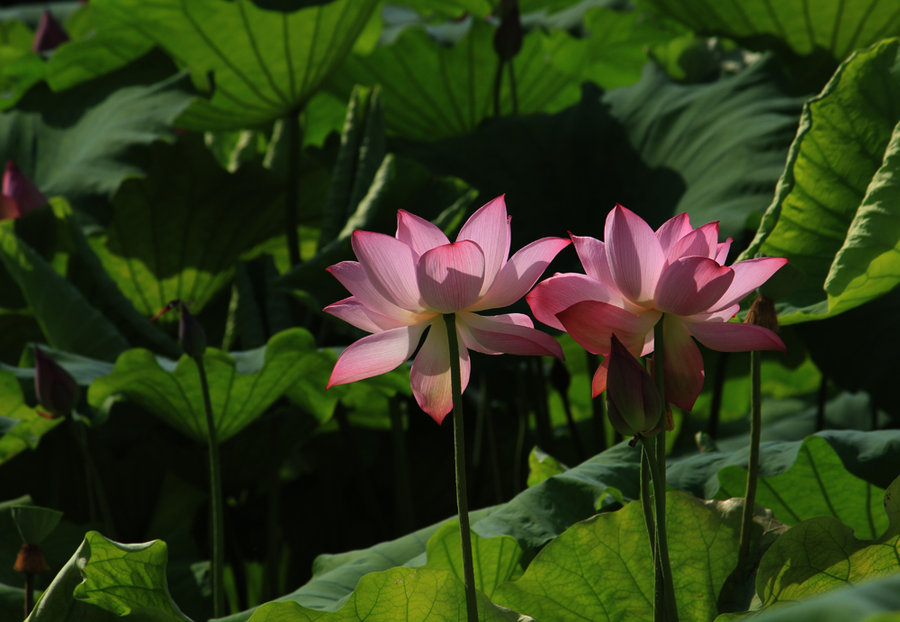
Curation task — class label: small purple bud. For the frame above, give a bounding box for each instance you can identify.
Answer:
[605,335,662,438]
[493,0,523,62]
[179,304,207,359]
[32,11,69,53]
[1,161,48,220]
[33,346,79,419]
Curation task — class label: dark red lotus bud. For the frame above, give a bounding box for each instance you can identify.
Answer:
[14,543,48,574]
[493,0,522,62]
[179,304,207,359]
[1,161,47,220]
[34,346,79,419]
[32,11,69,53]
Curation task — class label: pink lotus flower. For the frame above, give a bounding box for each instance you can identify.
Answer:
[0,161,47,220]
[527,204,786,410]
[325,196,569,423]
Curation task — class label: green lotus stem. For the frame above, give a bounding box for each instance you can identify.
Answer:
[507,61,519,116]
[492,59,505,117]
[443,313,479,622]
[640,446,655,554]
[739,350,762,565]
[651,318,678,622]
[195,358,225,618]
[284,108,302,267]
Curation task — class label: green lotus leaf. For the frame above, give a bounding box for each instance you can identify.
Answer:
[744,38,900,322]
[94,0,378,130]
[87,328,331,443]
[716,435,888,539]
[0,369,62,467]
[26,530,190,622]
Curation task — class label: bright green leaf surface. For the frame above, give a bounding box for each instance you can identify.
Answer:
[248,567,518,621]
[716,436,888,539]
[424,522,523,598]
[0,45,47,111]
[744,39,900,322]
[0,224,128,361]
[27,531,190,622]
[0,369,62,466]
[95,0,378,130]
[11,505,63,545]
[88,138,282,315]
[494,491,741,621]
[88,328,330,443]
[719,572,900,622]
[643,0,900,62]
[757,517,900,606]
[526,446,567,487]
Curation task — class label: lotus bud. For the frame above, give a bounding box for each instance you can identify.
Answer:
[33,346,79,419]
[32,10,69,53]
[493,0,522,62]
[744,295,778,331]
[605,334,662,438]
[179,303,207,360]
[1,161,48,220]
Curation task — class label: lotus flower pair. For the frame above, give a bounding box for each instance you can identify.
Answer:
[326,199,786,422]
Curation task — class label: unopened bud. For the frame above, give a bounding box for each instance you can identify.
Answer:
[32,10,69,53]
[14,543,48,574]
[1,161,48,220]
[605,335,662,438]
[34,346,79,418]
[179,304,207,359]
[744,295,778,331]
[493,0,523,62]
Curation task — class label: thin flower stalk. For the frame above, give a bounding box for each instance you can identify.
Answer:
[444,313,478,622]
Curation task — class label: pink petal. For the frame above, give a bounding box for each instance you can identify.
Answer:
[410,320,471,424]
[327,261,429,325]
[327,324,427,388]
[661,315,705,411]
[351,230,424,311]
[324,297,412,333]
[556,300,659,356]
[457,196,510,294]
[655,257,734,316]
[416,241,485,312]
[715,239,732,264]
[526,273,626,331]
[396,210,450,257]
[667,221,719,261]
[656,212,693,256]
[0,196,21,220]
[605,204,665,305]
[458,312,563,358]
[473,236,571,310]
[711,257,788,311]
[685,320,786,353]
[591,357,610,397]
[571,234,614,283]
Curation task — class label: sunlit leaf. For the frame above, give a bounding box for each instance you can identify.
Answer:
[494,491,741,621]
[716,435,888,539]
[643,0,900,63]
[424,522,523,598]
[526,446,567,487]
[26,531,190,622]
[744,38,900,322]
[95,0,379,130]
[756,476,900,606]
[0,369,62,466]
[87,328,330,443]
